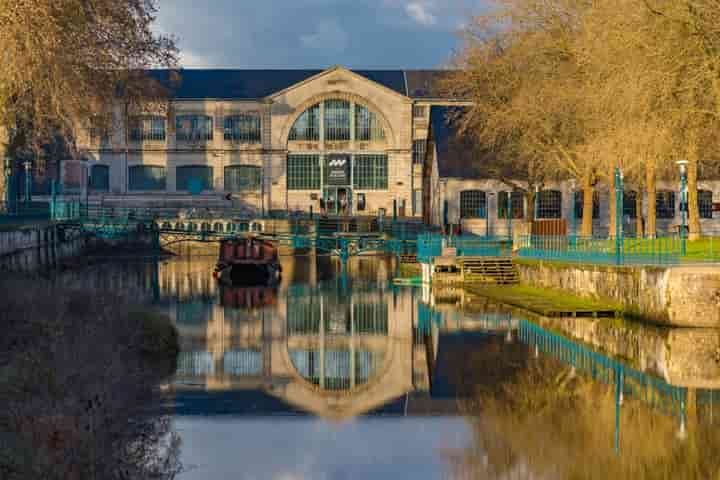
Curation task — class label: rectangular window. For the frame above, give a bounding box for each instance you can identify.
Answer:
[128,165,166,191]
[413,105,427,118]
[699,190,713,219]
[623,191,638,219]
[287,155,321,190]
[412,140,426,165]
[176,165,214,192]
[324,100,351,141]
[88,165,109,192]
[224,165,262,191]
[353,155,388,190]
[413,188,423,216]
[460,190,487,219]
[129,116,166,142]
[224,114,261,142]
[537,190,563,219]
[176,115,213,142]
[574,191,600,219]
[656,191,676,219]
[498,191,525,219]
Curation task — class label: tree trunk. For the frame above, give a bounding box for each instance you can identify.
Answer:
[608,164,617,239]
[687,152,701,241]
[0,126,6,211]
[526,189,535,227]
[646,157,657,239]
[581,173,594,237]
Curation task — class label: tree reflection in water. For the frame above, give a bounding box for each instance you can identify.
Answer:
[446,352,720,480]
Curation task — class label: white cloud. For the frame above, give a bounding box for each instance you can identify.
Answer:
[405,1,437,26]
[300,20,349,53]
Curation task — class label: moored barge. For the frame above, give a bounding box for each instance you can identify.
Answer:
[213,236,281,285]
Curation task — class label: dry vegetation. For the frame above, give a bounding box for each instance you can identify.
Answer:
[444,0,720,239]
[0,275,181,480]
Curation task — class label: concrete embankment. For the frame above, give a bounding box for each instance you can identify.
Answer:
[0,224,87,272]
[516,260,720,327]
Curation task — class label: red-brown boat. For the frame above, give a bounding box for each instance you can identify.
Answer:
[213,236,281,286]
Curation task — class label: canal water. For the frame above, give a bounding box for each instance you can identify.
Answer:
[59,255,720,479]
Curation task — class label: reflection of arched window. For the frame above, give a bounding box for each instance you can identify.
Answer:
[537,190,562,219]
[88,164,109,192]
[289,349,382,391]
[573,191,600,219]
[224,165,261,191]
[223,350,262,376]
[460,190,487,219]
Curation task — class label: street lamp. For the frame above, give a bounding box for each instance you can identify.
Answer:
[569,178,577,237]
[534,184,540,221]
[676,160,689,256]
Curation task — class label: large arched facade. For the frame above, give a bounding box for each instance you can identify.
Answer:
[282,93,397,216]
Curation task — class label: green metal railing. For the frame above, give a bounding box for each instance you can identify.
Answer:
[417,233,512,264]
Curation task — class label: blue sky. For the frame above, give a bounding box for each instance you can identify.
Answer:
[155,0,486,69]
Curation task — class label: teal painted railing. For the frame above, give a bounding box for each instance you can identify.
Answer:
[417,233,512,264]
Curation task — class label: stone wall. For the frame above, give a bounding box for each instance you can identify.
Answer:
[516,261,720,327]
[0,225,87,272]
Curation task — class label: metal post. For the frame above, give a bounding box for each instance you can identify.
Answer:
[615,168,624,265]
[50,180,56,220]
[507,191,512,240]
[23,160,32,205]
[570,179,577,237]
[534,185,540,221]
[393,199,397,221]
[678,160,688,256]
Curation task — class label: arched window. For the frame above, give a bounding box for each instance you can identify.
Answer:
[537,190,563,219]
[176,165,213,192]
[224,114,261,142]
[175,115,213,142]
[289,104,320,141]
[88,164,109,192]
[460,190,487,219]
[288,99,386,143]
[128,165,166,191]
[224,165,262,191]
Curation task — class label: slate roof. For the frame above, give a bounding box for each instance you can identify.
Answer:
[405,70,453,98]
[431,105,496,179]
[146,69,410,99]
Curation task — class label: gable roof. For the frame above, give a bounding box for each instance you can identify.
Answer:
[146,68,409,100]
[431,105,496,179]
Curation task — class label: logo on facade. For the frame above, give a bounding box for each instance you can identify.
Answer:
[327,158,347,167]
[326,156,350,185]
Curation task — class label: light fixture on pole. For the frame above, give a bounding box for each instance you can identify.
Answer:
[676,160,688,256]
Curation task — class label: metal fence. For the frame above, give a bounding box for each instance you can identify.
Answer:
[417,233,512,264]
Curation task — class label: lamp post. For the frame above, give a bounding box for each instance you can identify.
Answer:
[569,179,577,237]
[506,190,513,240]
[614,167,624,265]
[23,160,32,205]
[534,185,540,221]
[487,192,495,238]
[677,160,688,256]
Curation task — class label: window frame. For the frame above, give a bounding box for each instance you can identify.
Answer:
[498,191,525,219]
[176,165,214,192]
[224,114,261,143]
[573,190,600,220]
[128,165,167,192]
[224,165,262,192]
[175,115,214,142]
[537,190,563,219]
[88,164,110,192]
[287,155,321,190]
[656,191,676,219]
[129,115,166,142]
[353,155,388,190]
[460,190,487,219]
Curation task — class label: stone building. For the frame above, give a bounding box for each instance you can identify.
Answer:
[71,65,719,233]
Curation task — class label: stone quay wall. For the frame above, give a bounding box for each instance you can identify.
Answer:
[516,261,720,327]
[0,224,88,273]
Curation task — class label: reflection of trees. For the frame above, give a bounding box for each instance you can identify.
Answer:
[449,355,720,479]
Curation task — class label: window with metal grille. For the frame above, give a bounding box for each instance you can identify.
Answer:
[656,191,676,219]
[287,155,321,190]
[412,140,427,165]
[129,116,166,141]
[353,155,388,190]
[324,100,351,141]
[289,104,320,141]
[355,105,385,141]
[224,114,261,142]
[175,115,213,142]
[224,165,261,191]
[176,165,214,191]
[574,191,600,219]
[699,190,713,219]
[413,105,427,118]
[128,165,166,191]
[88,164,109,192]
[498,191,525,219]
[537,190,563,219]
[623,191,638,219]
[460,190,487,219]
